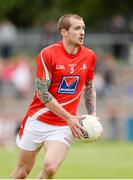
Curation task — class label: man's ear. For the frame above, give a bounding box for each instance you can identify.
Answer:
[60,29,67,37]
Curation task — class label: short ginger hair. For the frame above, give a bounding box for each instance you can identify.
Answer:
[58,14,83,31]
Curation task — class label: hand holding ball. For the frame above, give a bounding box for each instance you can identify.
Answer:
[79,115,103,143]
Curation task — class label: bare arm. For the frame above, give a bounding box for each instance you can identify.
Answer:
[36,77,83,138]
[84,80,96,115]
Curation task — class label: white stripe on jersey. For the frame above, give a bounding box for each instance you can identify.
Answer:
[40,43,61,79]
[54,44,61,46]
[31,92,81,120]
[41,50,50,80]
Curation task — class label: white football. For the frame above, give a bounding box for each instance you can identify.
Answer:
[79,115,103,143]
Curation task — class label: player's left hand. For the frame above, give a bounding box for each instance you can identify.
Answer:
[90,113,101,121]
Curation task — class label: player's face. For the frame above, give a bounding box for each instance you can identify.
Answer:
[64,17,85,46]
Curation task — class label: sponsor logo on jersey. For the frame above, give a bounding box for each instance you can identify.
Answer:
[83,63,87,70]
[68,63,77,67]
[56,64,65,70]
[80,63,87,71]
[58,76,80,94]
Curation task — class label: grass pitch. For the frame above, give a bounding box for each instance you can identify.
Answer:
[0,140,133,179]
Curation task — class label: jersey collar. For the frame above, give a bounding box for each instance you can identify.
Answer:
[59,41,82,58]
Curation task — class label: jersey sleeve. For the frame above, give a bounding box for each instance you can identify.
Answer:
[86,52,96,81]
[36,49,52,81]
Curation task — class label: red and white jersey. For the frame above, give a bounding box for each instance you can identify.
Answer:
[23,41,96,126]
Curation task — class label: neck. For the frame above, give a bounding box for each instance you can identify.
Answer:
[63,39,79,55]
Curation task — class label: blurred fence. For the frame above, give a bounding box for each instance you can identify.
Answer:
[12,30,133,63]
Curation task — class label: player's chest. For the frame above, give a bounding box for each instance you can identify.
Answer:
[52,56,88,77]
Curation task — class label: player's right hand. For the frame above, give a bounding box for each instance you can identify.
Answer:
[66,115,86,139]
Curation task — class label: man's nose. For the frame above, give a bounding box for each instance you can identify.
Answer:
[80,29,84,35]
[80,28,85,34]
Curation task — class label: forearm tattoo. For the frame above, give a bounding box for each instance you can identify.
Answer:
[84,80,96,114]
[36,78,52,105]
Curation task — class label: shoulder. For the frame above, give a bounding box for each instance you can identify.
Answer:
[41,42,61,56]
[82,46,96,57]
[36,42,61,64]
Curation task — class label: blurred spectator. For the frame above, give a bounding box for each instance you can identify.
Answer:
[107,105,120,140]
[14,120,21,136]
[0,115,17,147]
[0,59,4,91]
[110,15,128,60]
[103,54,115,88]
[110,15,127,33]
[0,55,33,100]
[11,55,33,98]
[128,44,133,66]
[96,54,116,96]
[0,59,16,102]
[0,20,17,59]
[94,72,106,97]
[3,60,16,83]
[40,20,58,49]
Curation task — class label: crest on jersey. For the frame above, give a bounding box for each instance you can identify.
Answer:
[58,76,80,94]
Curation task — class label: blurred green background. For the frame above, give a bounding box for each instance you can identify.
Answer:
[0,141,133,179]
[0,0,133,179]
[0,0,133,30]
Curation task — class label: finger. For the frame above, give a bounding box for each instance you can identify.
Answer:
[75,126,85,139]
[71,127,79,139]
[74,129,81,139]
[73,126,81,139]
[73,122,86,134]
[77,128,84,138]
